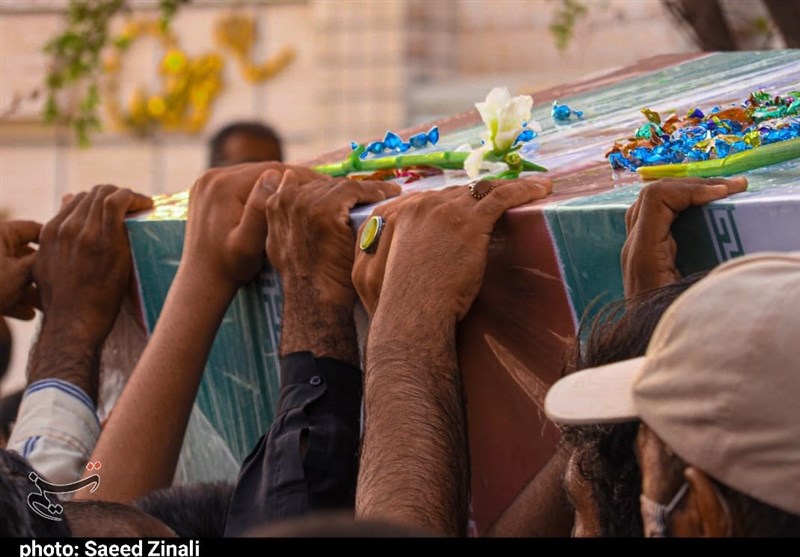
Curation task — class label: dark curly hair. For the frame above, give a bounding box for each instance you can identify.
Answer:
[0,449,72,537]
[561,273,706,537]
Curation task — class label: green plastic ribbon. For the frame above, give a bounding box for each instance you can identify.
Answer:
[314,147,547,178]
[638,137,800,179]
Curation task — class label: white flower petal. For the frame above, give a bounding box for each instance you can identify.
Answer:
[464,145,490,178]
[485,87,513,107]
[475,87,512,129]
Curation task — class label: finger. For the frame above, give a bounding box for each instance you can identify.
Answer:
[102,188,154,227]
[233,171,272,246]
[626,196,642,234]
[472,179,552,220]
[41,192,87,241]
[59,190,96,233]
[659,183,731,213]
[88,185,122,231]
[509,176,554,195]
[290,165,327,184]
[713,176,748,194]
[653,177,747,190]
[258,168,284,197]
[367,190,424,218]
[353,217,395,315]
[324,180,402,208]
[277,169,301,193]
[6,221,43,246]
[60,193,75,210]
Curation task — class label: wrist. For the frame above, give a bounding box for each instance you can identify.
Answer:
[37,314,105,353]
[281,270,357,308]
[370,292,457,342]
[366,303,457,381]
[281,280,359,366]
[27,322,101,403]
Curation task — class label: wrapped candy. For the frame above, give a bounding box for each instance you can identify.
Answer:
[607,89,800,173]
[357,126,440,158]
[552,101,584,122]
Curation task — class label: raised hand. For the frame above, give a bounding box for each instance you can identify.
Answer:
[354,175,553,537]
[622,177,747,298]
[353,176,553,321]
[0,220,42,320]
[34,186,152,348]
[182,163,323,292]
[266,172,400,362]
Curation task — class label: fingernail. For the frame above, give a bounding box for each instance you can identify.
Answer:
[261,170,281,189]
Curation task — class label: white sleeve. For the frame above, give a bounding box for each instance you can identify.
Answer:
[7,379,101,485]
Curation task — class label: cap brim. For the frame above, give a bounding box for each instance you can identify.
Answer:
[545,357,645,426]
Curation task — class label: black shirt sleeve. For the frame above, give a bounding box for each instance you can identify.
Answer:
[224,352,362,536]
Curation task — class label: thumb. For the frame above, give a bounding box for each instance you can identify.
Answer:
[235,175,274,245]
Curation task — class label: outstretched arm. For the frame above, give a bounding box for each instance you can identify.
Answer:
[225,174,400,535]
[353,178,553,536]
[8,186,152,484]
[78,163,320,502]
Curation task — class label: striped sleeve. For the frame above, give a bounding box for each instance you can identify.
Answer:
[7,379,101,485]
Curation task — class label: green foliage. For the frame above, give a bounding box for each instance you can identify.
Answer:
[549,0,588,52]
[43,0,190,146]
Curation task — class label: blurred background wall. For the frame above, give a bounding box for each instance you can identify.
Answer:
[0,0,789,392]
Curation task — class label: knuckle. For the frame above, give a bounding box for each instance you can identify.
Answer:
[58,220,81,239]
[103,189,129,208]
[92,184,117,196]
[77,230,100,251]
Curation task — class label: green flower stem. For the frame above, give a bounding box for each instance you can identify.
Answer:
[314,149,547,177]
[637,137,800,179]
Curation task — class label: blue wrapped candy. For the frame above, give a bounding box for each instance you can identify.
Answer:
[514,128,537,145]
[353,126,441,158]
[552,100,584,122]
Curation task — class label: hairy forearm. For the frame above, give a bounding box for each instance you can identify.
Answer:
[280,276,359,366]
[27,319,101,403]
[77,269,236,502]
[356,307,469,536]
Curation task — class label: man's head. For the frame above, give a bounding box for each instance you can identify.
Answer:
[209,121,283,168]
[547,252,800,537]
[133,482,233,537]
[561,273,704,537]
[63,501,175,537]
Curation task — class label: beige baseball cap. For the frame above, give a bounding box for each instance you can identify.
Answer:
[545,252,800,515]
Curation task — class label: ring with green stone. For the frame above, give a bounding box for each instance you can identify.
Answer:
[359,215,385,253]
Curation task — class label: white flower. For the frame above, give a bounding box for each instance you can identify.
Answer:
[476,87,534,152]
[465,87,536,178]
